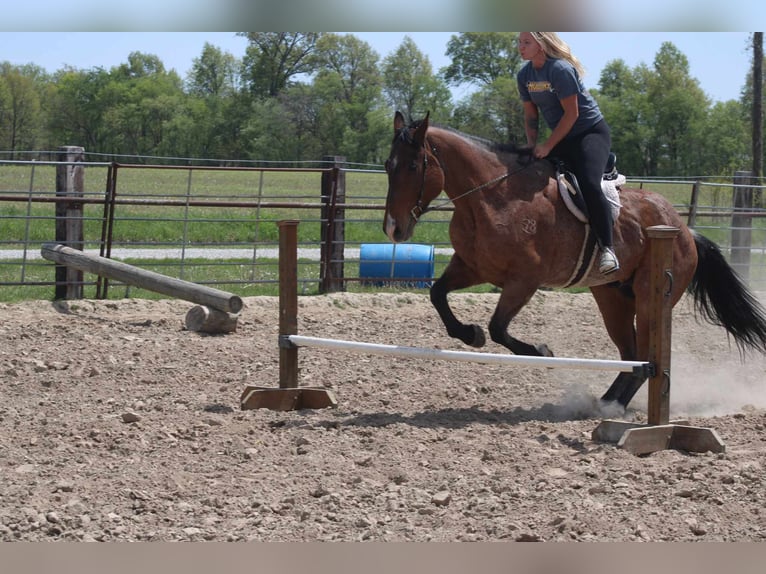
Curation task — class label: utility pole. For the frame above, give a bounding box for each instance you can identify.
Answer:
[753,32,763,205]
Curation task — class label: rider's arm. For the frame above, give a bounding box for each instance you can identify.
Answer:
[536,93,579,158]
[522,100,540,148]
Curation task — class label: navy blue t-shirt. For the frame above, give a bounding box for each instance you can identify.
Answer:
[517,58,603,138]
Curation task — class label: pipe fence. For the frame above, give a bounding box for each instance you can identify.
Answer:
[1,150,765,302]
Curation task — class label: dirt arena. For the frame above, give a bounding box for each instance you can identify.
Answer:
[1,290,765,541]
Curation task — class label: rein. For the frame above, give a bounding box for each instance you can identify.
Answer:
[411,140,535,222]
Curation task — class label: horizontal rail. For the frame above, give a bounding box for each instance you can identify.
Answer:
[4,194,765,217]
[285,334,652,376]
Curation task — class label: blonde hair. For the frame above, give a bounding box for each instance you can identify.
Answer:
[530,32,586,77]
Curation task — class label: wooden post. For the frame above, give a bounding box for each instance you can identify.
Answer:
[320,156,346,293]
[240,220,337,411]
[55,146,85,299]
[645,225,677,426]
[686,180,700,228]
[279,220,300,389]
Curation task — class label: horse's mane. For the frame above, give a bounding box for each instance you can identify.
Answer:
[400,119,531,160]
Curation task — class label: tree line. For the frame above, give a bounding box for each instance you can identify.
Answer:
[0,32,761,177]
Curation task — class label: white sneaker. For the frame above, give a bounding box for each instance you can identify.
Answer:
[599,247,620,275]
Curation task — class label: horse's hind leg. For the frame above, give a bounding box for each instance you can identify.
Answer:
[430,256,486,347]
[590,284,646,407]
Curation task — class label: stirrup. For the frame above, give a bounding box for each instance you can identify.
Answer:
[603,152,619,181]
[599,247,620,275]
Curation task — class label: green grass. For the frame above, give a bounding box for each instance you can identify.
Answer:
[0,165,408,247]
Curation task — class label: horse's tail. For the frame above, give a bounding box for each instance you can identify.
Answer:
[688,230,766,354]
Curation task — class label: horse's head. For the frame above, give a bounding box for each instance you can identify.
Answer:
[383,111,445,243]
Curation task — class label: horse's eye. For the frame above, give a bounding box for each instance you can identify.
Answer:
[384,159,391,172]
[409,160,418,171]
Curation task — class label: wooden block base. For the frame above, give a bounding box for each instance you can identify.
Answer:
[240,386,338,411]
[593,420,725,455]
[185,305,238,333]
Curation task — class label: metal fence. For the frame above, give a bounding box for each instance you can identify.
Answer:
[2,151,766,302]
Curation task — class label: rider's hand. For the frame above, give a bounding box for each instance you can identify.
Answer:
[534,144,551,159]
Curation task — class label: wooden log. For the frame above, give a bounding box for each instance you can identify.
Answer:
[185,305,238,334]
[41,243,243,314]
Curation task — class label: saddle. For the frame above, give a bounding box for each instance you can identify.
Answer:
[556,152,623,224]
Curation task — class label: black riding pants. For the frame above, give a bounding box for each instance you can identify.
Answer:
[551,119,614,248]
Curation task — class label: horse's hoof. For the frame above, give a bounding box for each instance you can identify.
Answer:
[468,325,486,348]
[535,344,554,357]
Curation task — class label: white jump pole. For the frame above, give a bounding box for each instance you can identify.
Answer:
[286,334,650,375]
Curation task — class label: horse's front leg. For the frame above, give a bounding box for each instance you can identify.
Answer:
[488,283,553,356]
[429,255,486,347]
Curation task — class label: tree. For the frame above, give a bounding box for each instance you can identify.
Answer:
[442,32,521,87]
[239,32,320,98]
[693,100,749,176]
[105,53,185,157]
[311,33,387,163]
[645,42,709,175]
[381,36,452,122]
[181,43,243,161]
[187,42,239,97]
[439,33,525,144]
[0,63,46,156]
[47,67,113,152]
[595,60,654,176]
[451,77,525,144]
[114,52,167,79]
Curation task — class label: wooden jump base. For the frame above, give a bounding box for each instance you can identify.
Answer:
[41,243,243,333]
[240,221,724,455]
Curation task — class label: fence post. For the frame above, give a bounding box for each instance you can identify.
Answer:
[55,146,85,299]
[731,170,753,283]
[687,180,700,228]
[320,155,346,293]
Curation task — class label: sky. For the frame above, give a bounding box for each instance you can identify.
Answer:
[1,32,757,104]
[1,0,764,32]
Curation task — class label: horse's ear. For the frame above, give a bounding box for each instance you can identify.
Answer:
[394,111,405,132]
[413,111,430,145]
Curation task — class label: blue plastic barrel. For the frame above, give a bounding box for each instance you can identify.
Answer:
[359,243,435,288]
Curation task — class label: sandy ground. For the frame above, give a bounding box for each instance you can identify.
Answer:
[1,290,765,542]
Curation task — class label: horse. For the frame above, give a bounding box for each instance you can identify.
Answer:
[383,111,766,410]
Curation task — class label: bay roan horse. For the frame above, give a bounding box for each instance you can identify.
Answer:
[383,111,766,409]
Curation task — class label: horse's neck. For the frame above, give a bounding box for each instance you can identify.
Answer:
[430,129,556,214]
[430,129,513,199]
